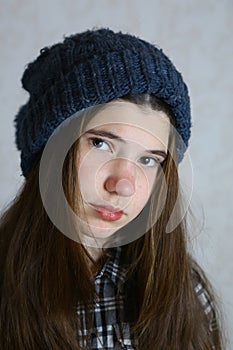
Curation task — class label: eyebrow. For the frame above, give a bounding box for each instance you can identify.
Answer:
[85,129,167,159]
[85,129,126,143]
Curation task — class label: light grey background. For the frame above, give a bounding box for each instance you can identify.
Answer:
[0,0,232,348]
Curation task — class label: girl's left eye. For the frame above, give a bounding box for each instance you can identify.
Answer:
[89,137,110,151]
[139,156,158,167]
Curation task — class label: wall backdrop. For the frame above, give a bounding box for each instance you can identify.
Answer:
[0,0,232,347]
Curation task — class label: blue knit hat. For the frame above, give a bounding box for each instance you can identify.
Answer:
[14,28,191,177]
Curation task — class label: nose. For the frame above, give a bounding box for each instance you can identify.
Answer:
[104,159,136,197]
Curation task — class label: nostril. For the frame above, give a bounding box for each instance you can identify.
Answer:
[116,179,135,197]
[104,178,117,193]
[104,177,135,197]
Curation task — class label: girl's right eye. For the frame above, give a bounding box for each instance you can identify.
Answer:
[89,137,111,151]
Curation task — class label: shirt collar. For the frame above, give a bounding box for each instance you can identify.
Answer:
[95,247,127,287]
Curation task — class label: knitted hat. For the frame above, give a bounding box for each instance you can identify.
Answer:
[14,28,191,177]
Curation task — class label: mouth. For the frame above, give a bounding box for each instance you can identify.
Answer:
[89,204,125,222]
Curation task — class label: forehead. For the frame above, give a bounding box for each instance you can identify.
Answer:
[86,101,170,148]
[85,101,171,149]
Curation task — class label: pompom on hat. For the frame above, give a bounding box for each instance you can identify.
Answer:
[14,28,191,177]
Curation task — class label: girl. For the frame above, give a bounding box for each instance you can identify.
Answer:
[0,28,223,349]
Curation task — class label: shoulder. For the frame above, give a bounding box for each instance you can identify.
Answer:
[192,275,218,332]
[191,261,222,348]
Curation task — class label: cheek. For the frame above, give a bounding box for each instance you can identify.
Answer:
[134,170,157,210]
[77,153,97,197]
[135,183,149,210]
[77,151,108,200]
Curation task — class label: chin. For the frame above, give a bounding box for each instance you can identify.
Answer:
[79,220,119,239]
[90,224,120,238]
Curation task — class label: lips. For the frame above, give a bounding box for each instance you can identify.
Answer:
[90,204,124,222]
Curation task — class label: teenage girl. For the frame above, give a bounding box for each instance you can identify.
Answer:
[0,28,223,349]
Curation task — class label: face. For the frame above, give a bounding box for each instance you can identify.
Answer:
[76,101,170,240]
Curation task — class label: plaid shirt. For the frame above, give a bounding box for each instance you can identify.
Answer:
[77,248,217,349]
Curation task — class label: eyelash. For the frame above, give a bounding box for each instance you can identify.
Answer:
[89,137,111,151]
[139,156,159,167]
[88,137,161,167]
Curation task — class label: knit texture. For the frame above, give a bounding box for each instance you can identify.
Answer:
[14,28,191,176]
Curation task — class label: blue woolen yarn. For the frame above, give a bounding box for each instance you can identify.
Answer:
[14,28,191,177]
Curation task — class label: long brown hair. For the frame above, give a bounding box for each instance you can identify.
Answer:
[0,95,223,349]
